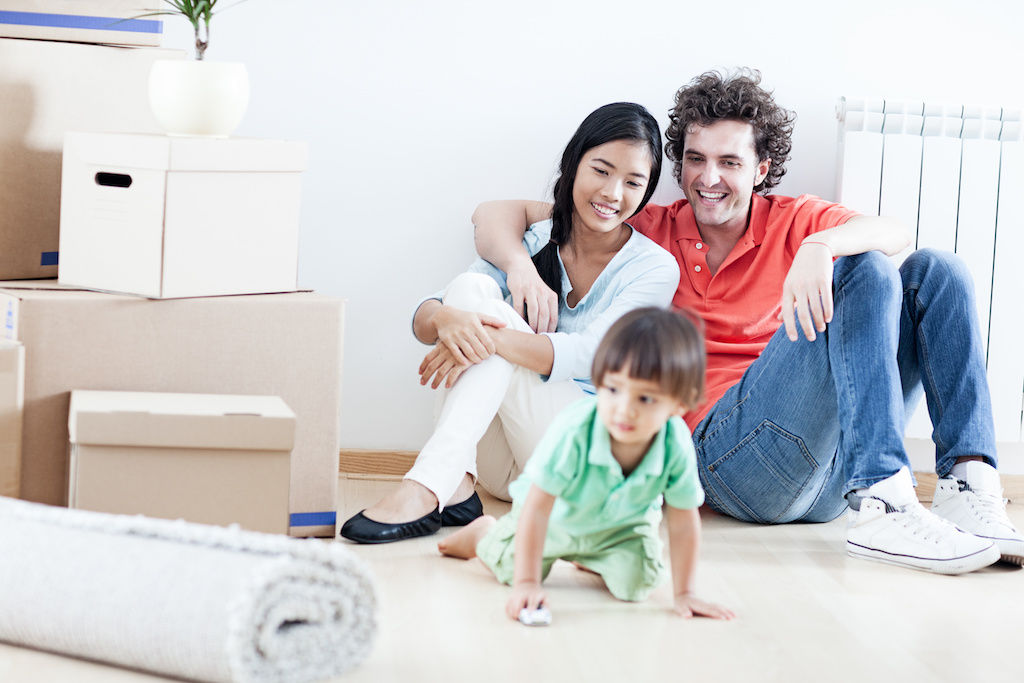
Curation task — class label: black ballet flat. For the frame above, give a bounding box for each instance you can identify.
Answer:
[441,491,483,527]
[338,508,442,544]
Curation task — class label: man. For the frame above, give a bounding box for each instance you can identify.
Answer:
[470,69,1023,574]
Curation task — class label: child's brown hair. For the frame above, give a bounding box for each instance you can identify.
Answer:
[591,307,706,409]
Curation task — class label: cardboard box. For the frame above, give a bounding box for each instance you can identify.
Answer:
[0,37,183,280]
[69,390,294,534]
[0,340,24,498]
[59,133,307,299]
[0,281,344,537]
[0,1,162,46]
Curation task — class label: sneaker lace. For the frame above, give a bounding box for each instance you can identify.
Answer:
[900,501,959,544]
[966,485,1013,529]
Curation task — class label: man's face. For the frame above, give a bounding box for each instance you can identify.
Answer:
[679,119,771,235]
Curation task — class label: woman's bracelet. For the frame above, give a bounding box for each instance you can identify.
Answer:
[801,240,834,257]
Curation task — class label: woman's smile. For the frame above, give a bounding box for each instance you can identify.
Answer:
[571,139,652,236]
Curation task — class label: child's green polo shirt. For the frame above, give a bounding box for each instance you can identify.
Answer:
[510,396,704,529]
[476,396,705,601]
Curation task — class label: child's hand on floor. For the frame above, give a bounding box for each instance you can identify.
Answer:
[506,581,547,621]
[673,592,735,620]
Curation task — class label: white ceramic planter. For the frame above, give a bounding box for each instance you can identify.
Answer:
[148,60,250,138]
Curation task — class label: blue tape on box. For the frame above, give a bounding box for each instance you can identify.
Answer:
[289,511,337,528]
[40,251,58,266]
[0,10,162,33]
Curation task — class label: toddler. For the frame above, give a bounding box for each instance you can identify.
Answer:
[439,307,733,621]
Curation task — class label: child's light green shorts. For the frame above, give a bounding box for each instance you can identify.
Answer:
[475,510,666,602]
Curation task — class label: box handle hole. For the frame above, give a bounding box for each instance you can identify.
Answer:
[95,172,133,188]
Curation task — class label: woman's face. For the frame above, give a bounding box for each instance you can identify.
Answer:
[571,139,652,236]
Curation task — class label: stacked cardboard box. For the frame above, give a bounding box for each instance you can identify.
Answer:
[0,36,182,280]
[1,282,344,537]
[0,1,163,46]
[59,132,307,298]
[0,340,24,498]
[68,391,296,534]
[1,6,343,538]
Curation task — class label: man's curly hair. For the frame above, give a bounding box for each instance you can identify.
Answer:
[665,68,795,194]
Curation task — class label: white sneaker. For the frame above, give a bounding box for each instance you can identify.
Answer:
[931,461,1024,566]
[846,467,1000,574]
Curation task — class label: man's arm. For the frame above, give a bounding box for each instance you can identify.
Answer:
[780,215,912,342]
[472,200,558,333]
[805,215,912,258]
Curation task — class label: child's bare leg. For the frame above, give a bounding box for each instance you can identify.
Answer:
[438,515,496,558]
[571,561,600,575]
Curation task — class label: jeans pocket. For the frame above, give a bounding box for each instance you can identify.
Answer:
[703,420,818,524]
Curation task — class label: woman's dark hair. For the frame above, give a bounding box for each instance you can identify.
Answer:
[664,68,795,194]
[592,307,706,409]
[532,103,662,303]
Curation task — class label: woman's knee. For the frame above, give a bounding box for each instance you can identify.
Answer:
[443,272,504,310]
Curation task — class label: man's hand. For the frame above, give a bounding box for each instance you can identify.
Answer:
[505,581,548,621]
[506,263,558,334]
[432,306,506,364]
[419,344,472,389]
[779,242,834,342]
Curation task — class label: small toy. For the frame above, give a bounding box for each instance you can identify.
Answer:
[517,606,552,627]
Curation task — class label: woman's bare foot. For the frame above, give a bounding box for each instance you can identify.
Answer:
[443,473,476,508]
[438,515,496,558]
[361,479,439,523]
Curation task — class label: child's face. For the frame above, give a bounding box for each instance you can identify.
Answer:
[596,369,685,450]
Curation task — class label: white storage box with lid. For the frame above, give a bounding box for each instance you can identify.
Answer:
[58,132,307,299]
[68,390,295,534]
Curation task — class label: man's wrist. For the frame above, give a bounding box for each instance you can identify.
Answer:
[800,239,834,257]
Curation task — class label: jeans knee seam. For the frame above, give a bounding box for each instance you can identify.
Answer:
[834,289,864,462]
[915,319,949,454]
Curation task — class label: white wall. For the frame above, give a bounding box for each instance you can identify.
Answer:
[162,0,1024,452]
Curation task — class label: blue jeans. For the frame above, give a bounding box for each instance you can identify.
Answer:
[691,249,997,524]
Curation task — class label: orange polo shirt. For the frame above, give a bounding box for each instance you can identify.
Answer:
[629,194,858,429]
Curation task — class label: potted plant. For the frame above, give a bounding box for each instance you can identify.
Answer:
[146,0,251,137]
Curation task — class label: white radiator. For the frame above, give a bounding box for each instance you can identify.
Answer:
[836,98,1024,446]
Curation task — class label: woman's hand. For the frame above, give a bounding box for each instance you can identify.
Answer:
[506,262,559,334]
[431,305,506,364]
[778,242,834,342]
[419,344,472,389]
[673,592,735,620]
[505,581,548,621]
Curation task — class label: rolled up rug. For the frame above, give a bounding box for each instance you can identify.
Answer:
[0,497,377,682]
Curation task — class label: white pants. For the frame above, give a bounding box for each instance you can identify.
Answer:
[405,273,585,506]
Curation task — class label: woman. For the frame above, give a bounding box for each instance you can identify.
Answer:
[340,102,680,544]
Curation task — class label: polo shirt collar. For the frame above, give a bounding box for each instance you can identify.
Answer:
[587,407,668,479]
[747,193,770,245]
[678,193,769,246]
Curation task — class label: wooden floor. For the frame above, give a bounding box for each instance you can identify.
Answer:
[1,475,1022,683]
